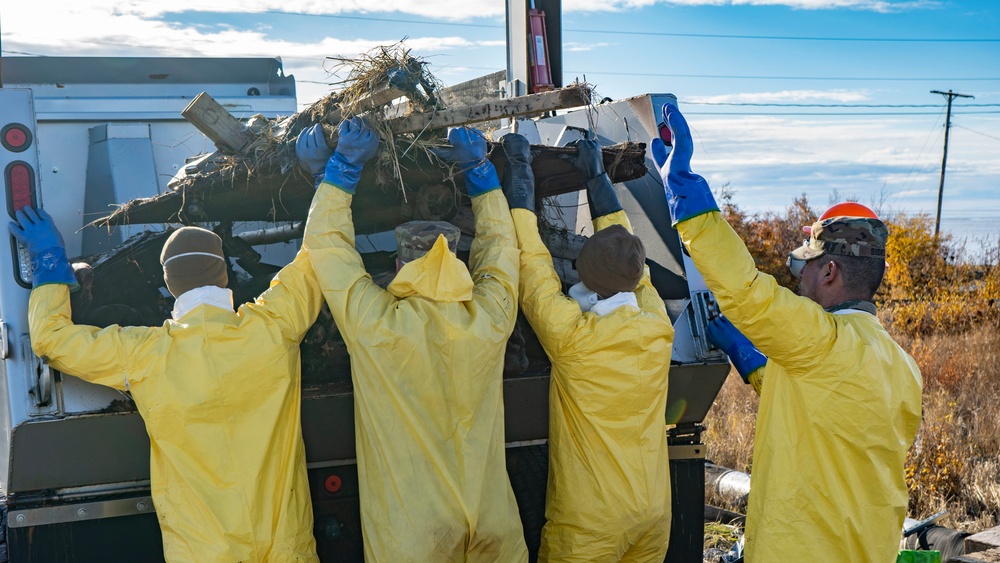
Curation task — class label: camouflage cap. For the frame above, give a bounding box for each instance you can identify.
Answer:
[789,216,888,262]
[395,220,461,263]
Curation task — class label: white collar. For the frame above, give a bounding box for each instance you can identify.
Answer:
[591,291,638,317]
[171,286,235,320]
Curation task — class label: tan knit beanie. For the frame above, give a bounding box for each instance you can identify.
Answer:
[575,224,646,298]
[159,227,229,298]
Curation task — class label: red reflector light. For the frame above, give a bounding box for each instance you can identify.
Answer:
[2,124,32,153]
[324,474,342,494]
[6,161,36,218]
[658,124,672,146]
[5,128,26,148]
[10,165,33,211]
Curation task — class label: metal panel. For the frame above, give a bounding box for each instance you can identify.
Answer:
[2,56,295,98]
[666,457,706,563]
[8,413,150,492]
[8,510,165,563]
[666,363,731,425]
[81,124,160,255]
[505,0,531,98]
[0,89,42,494]
[503,375,551,442]
[301,391,358,463]
[9,495,154,528]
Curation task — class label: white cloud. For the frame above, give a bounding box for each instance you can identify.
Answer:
[1,0,939,35]
[688,89,871,104]
[564,42,614,52]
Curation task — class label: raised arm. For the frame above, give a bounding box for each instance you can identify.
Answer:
[242,248,323,343]
[300,119,395,344]
[650,103,837,373]
[11,207,155,389]
[444,127,520,328]
[495,133,576,346]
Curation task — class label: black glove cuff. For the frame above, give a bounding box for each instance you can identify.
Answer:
[502,163,536,212]
[585,173,623,218]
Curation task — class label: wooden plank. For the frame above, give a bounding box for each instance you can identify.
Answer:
[313,85,409,149]
[181,92,256,154]
[437,70,506,107]
[388,84,592,134]
[314,83,591,150]
[968,527,1000,553]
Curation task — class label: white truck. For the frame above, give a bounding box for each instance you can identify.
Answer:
[0,55,729,562]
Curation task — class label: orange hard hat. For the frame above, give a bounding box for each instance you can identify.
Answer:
[803,201,880,234]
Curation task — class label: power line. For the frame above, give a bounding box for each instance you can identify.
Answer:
[681,111,1000,116]
[564,70,1000,81]
[446,64,1000,82]
[952,124,1000,142]
[566,28,1000,43]
[258,10,1000,43]
[683,102,1000,108]
[452,64,1000,81]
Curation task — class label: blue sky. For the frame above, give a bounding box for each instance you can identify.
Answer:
[2,0,998,247]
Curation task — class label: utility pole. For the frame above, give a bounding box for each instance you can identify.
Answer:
[930,89,974,236]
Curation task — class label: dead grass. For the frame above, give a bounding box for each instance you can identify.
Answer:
[324,42,452,195]
[703,521,742,551]
[896,326,1000,531]
[704,372,758,479]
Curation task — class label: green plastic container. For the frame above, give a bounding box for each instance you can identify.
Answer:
[897,550,942,563]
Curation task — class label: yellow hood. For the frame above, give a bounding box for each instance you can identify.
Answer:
[387,235,474,302]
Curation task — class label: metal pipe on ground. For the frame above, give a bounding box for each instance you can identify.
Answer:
[902,517,967,562]
[706,463,751,511]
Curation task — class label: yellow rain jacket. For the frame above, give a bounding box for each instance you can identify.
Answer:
[28,251,322,562]
[512,209,674,563]
[677,212,922,562]
[303,183,528,563]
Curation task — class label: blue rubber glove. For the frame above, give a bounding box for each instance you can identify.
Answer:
[707,315,766,383]
[295,124,333,186]
[322,117,379,194]
[441,127,500,198]
[499,133,535,211]
[8,207,79,289]
[565,138,622,218]
[650,103,719,225]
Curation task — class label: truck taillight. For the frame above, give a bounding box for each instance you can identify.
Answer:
[6,161,37,218]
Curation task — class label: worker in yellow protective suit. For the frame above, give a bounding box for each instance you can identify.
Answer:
[497,133,674,562]
[650,102,922,562]
[299,118,528,562]
[11,211,321,561]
